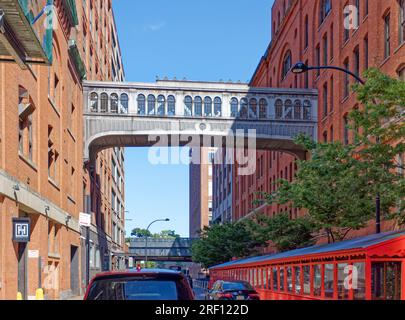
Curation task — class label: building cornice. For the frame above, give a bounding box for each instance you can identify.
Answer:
[0,169,81,233]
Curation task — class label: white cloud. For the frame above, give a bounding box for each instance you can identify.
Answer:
[143,22,166,32]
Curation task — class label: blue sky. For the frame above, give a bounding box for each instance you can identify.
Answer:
[113,0,274,237]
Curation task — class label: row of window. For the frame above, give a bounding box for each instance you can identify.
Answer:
[90,92,129,113]
[281,0,405,84]
[89,92,313,120]
[383,1,405,60]
[215,260,402,300]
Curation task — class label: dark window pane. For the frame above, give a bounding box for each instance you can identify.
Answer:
[353,262,366,300]
[324,264,334,298]
[137,94,145,115]
[272,267,278,291]
[337,263,349,299]
[287,267,293,293]
[303,266,311,295]
[195,97,202,116]
[372,262,402,300]
[314,265,322,297]
[294,266,301,294]
[279,267,285,291]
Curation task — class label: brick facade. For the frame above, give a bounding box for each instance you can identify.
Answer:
[189,147,215,238]
[0,0,125,299]
[232,0,405,239]
[79,0,126,281]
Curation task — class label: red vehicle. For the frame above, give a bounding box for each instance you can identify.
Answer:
[84,269,195,300]
[209,231,405,300]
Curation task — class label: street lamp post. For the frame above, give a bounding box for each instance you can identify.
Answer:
[291,62,381,234]
[144,218,170,267]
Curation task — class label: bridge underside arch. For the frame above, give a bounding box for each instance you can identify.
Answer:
[84,116,312,163]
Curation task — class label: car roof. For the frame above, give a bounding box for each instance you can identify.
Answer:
[216,280,250,284]
[92,268,184,279]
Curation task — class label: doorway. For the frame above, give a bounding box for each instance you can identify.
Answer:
[372,261,402,300]
[70,245,79,296]
[17,242,27,299]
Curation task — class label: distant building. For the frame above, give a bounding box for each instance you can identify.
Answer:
[212,148,233,224]
[189,147,216,238]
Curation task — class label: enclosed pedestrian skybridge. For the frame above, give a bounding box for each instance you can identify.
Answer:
[83,79,318,162]
[128,238,194,262]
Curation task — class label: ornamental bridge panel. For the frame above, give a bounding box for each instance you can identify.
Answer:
[83,80,318,162]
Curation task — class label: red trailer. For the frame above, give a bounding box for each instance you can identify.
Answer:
[209,231,405,300]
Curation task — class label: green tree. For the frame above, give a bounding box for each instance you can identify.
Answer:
[350,68,405,225]
[191,222,265,268]
[152,230,181,239]
[244,213,317,252]
[130,228,152,238]
[263,69,405,242]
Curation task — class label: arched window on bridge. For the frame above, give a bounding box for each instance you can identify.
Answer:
[204,97,212,117]
[294,100,302,119]
[303,100,312,120]
[148,95,156,115]
[259,98,267,118]
[284,99,293,119]
[239,98,248,119]
[214,97,222,117]
[110,93,119,113]
[230,97,238,117]
[184,96,192,116]
[137,94,146,115]
[157,95,165,116]
[90,92,98,112]
[120,93,129,113]
[100,93,108,113]
[249,98,258,119]
[168,95,176,116]
[194,96,202,117]
[275,99,283,119]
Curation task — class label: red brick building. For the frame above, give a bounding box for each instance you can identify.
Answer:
[232,0,405,236]
[0,0,125,299]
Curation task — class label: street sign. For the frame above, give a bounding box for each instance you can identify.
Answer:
[12,218,31,242]
[28,250,39,259]
[79,212,91,227]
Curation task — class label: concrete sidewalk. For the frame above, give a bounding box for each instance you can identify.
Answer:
[64,295,84,300]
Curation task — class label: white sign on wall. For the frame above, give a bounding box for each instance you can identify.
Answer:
[79,212,91,227]
[28,250,39,259]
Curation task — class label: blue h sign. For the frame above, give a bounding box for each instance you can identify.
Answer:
[12,218,31,243]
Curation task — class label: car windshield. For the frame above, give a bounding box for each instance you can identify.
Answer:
[223,282,254,291]
[87,279,179,300]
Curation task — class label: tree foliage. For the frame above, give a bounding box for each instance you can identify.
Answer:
[244,213,317,252]
[263,69,405,242]
[130,228,181,239]
[130,228,152,238]
[350,68,405,225]
[191,222,265,268]
[152,230,181,239]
